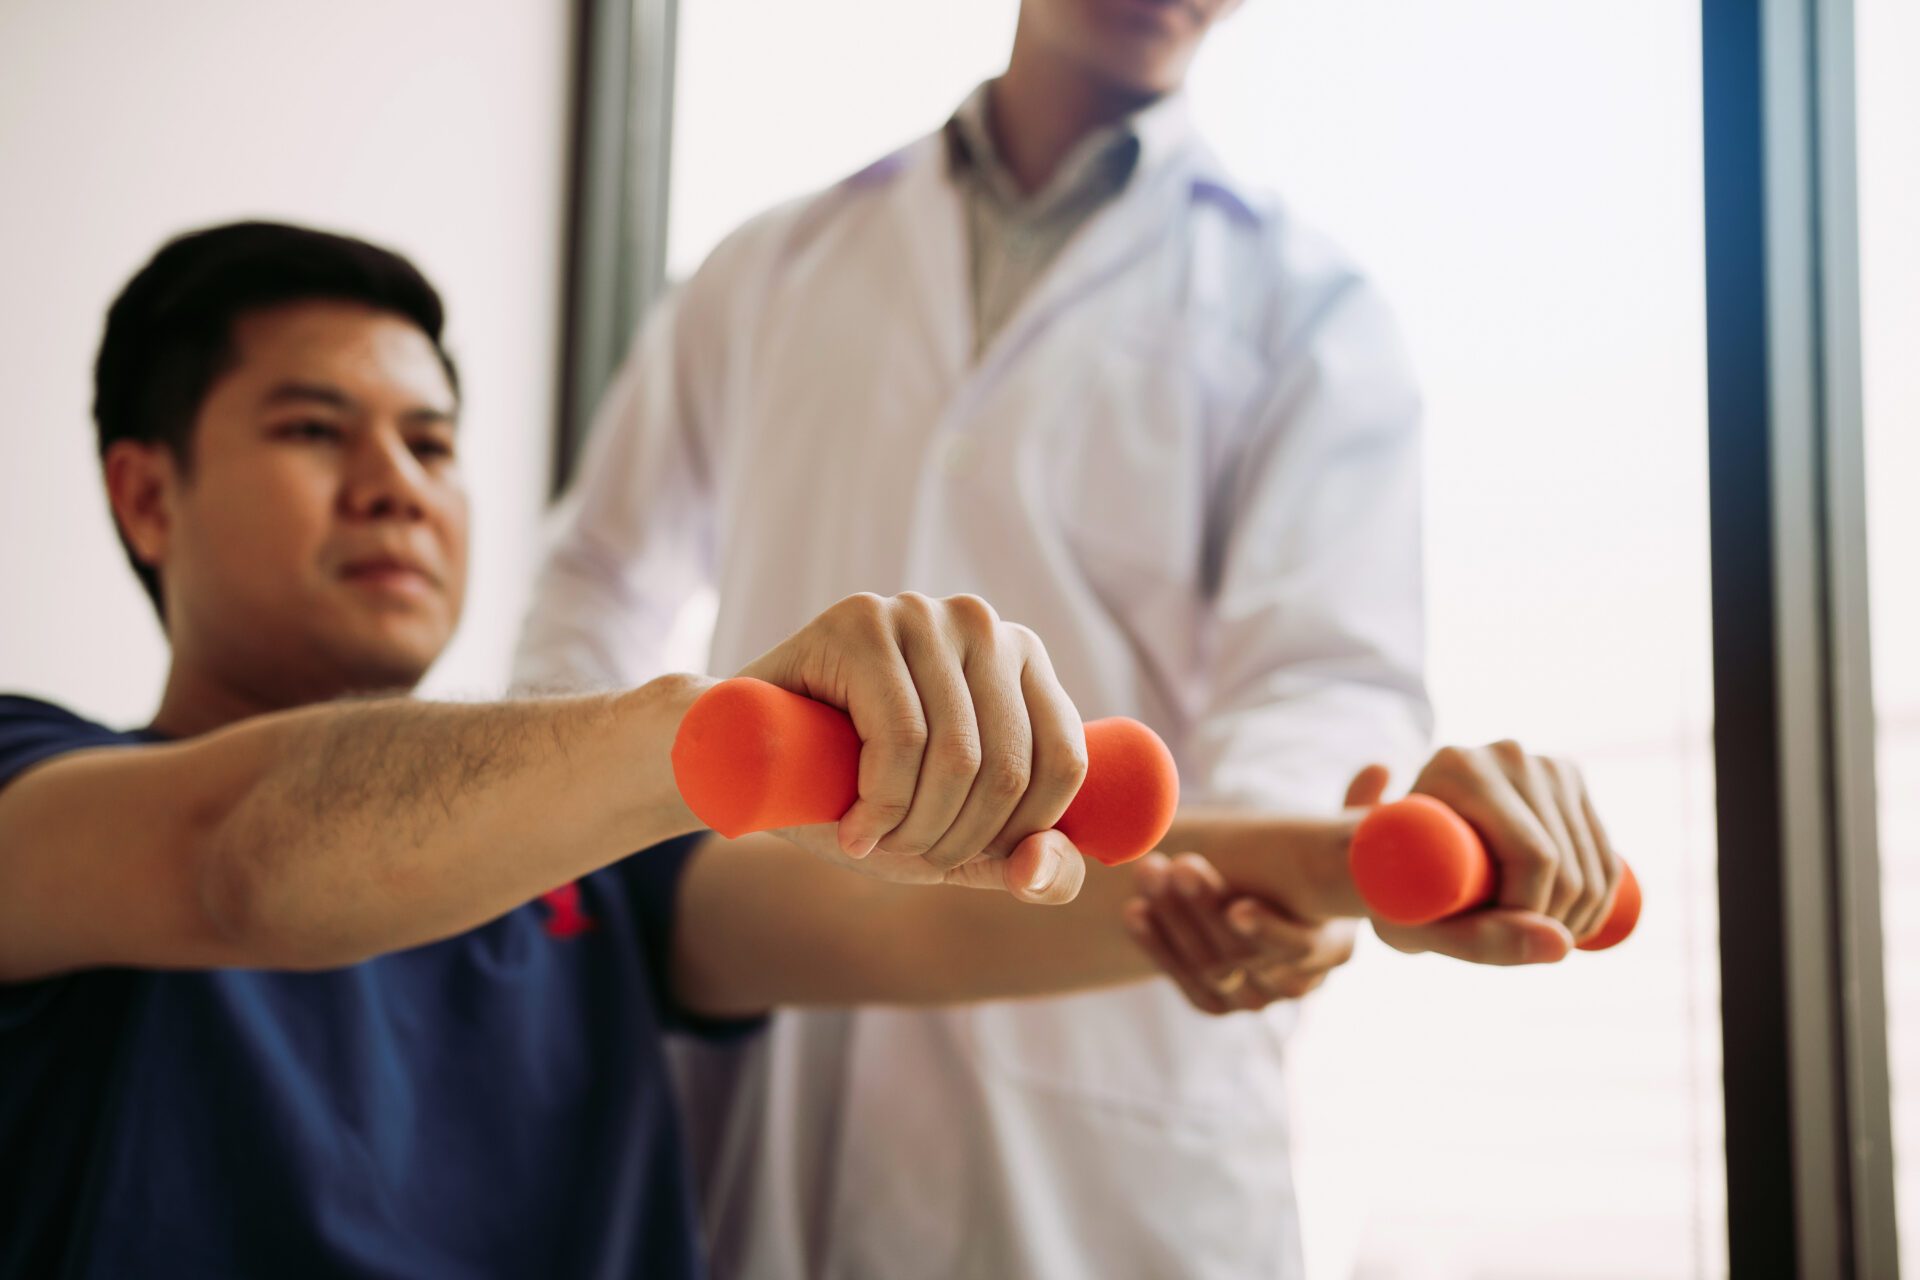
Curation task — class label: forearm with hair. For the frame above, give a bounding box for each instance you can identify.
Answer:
[203,677,707,967]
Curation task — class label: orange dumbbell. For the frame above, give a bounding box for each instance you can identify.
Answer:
[1349,795,1641,951]
[670,677,1180,867]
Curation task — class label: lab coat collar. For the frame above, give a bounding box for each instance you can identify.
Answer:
[874,99,1261,382]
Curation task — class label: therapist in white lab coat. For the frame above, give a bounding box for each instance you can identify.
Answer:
[521,1,1438,1276]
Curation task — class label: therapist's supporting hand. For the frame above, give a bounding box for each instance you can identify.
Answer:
[1123,852,1358,1015]
[1362,745,1624,959]
[735,592,1090,904]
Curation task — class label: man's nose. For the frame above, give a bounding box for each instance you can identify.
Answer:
[339,431,429,522]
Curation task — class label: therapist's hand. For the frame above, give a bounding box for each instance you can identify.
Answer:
[1123,852,1358,1015]
[1362,746,1623,960]
[736,592,1090,904]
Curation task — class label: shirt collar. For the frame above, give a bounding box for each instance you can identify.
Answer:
[941,81,1258,230]
[945,81,1199,214]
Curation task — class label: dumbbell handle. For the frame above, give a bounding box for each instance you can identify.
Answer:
[669,678,1180,867]
[1349,794,1640,951]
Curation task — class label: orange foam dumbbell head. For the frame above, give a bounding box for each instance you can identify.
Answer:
[670,678,860,838]
[1054,718,1180,867]
[1349,794,1496,926]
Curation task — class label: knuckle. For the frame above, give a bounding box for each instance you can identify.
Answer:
[834,591,889,630]
[976,751,1030,802]
[1489,738,1529,767]
[929,731,984,778]
[873,719,929,755]
[1426,744,1476,783]
[892,591,936,629]
[942,593,999,628]
[1578,879,1608,915]
[1551,875,1582,917]
[1514,842,1558,875]
[1044,735,1090,793]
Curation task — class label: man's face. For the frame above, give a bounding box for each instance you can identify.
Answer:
[1025,0,1243,96]
[141,301,468,700]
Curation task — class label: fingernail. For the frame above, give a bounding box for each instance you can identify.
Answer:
[1176,873,1204,899]
[1524,927,1571,963]
[845,835,877,860]
[1026,847,1061,895]
[1229,905,1261,937]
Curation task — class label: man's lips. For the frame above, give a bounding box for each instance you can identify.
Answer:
[338,556,441,591]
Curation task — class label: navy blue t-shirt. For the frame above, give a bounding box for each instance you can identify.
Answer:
[0,695,754,1279]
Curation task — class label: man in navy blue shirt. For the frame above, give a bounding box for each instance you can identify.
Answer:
[0,223,1615,1277]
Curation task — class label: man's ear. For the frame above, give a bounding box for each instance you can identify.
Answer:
[103,440,180,570]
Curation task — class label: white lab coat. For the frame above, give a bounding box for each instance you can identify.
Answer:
[516,97,1431,1280]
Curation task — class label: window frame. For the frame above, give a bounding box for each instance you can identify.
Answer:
[1704,0,1898,1272]
[553,0,679,493]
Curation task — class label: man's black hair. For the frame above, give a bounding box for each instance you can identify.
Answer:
[93,220,460,620]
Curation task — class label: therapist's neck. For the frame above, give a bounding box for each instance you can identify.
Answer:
[992,34,1166,195]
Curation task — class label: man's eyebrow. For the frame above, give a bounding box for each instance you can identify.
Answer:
[260,381,458,426]
[401,405,459,429]
[260,381,358,412]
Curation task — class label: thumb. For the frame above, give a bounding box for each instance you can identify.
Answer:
[1376,908,1575,967]
[941,832,1085,905]
[1343,763,1392,810]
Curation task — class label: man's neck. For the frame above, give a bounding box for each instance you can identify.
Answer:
[149,650,382,739]
[149,658,288,739]
[991,36,1166,195]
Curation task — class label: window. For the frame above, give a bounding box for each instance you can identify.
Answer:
[1184,6,1720,1275]
[1857,0,1920,1267]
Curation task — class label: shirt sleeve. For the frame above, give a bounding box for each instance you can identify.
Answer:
[0,696,142,1032]
[1185,273,1435,813]
[0,696,137,796]
[614,834,766,1043]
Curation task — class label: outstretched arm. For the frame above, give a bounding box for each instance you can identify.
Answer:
[0,682,704,979]
[0,594,1090,982]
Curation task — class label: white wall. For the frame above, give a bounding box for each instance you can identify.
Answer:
[0,0,573,724]
[668,0,1020,277]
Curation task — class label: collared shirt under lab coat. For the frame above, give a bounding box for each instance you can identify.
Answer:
[515,95,1432,1280]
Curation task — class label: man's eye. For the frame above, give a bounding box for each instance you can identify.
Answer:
[410,437,456,462]
[276,420,343,443]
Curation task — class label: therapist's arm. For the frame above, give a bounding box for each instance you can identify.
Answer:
[1186,273,1433,822]
[513,245,737,692]
[670,738,1603,1017]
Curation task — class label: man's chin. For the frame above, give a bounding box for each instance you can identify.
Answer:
[323,627,450,696]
